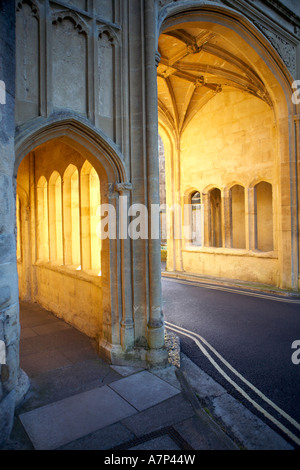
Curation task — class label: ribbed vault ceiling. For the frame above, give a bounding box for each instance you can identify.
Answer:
[157,26,272,136]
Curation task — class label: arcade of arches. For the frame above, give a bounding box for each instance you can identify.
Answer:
[16,140,103,339]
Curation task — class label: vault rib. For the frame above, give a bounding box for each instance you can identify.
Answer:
[165,76,180,130]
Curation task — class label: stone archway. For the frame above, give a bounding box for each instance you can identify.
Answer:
[157,3,298,291]
[14,117,131,363]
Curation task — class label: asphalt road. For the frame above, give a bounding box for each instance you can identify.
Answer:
[161,276,300,447]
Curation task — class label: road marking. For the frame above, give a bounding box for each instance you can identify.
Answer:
[162,276,300,304]
[166,321,300,446]
[166,321,300,431]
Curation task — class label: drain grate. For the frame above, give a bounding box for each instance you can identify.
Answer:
[111,426,194,451]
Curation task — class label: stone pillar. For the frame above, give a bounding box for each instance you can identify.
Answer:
[144,0,168,367]
[164,138,183,273]
[174,142,184,272]
[244,187,251,251]
[248,187,257,251]
[0,1,29,446]
[202,192,210,247]
[223,188,231,248]
[114,183,135,352]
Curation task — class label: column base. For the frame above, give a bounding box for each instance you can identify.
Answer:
[99,339,169,370]
[146,347,169,369]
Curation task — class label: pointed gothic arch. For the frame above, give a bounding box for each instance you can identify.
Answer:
[15,117,131,362]
[157,2,298,289]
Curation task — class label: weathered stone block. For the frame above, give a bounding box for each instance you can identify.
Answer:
[0,319,3,341]
[0,0,18,447]
[0,173,14,233]
[1,364,9,382]
[15,368,30,407]
[2,341,19,394]
[3,303,20,346]
[0,234,16,264]
[0,389,15,447]
[0,286,11,309]
[0,263,19,305]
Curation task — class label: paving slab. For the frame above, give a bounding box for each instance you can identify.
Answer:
[121,394,195,437]
[31,321,72,336]
[20,349,73,377]
[19,386,138,450]
[57,423,136,450]
[19,359,119,412]
[21,328,93,353]
[109,370,180,411]
[151,366,181,390]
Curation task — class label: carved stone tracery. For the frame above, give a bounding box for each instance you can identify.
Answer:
[51,10,89,34]
[254,21,297,77]
[16,0,39,20]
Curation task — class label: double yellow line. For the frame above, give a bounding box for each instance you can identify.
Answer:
[166,321,300,447]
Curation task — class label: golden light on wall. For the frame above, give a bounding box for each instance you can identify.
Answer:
[36,176,49,262]
[16,144,103,338]
[157,23,278,286]
[49,171,63,264]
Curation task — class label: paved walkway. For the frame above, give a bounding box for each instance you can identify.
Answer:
[1,301,237,451]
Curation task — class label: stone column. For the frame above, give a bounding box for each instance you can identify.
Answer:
[144,0,168,367]
[244,187,250,251]
[248,187,257,251]
[164,136,183,272]
[0,1,29,446]
[174,142,183,272]
[202,192,210,247]
[114,183,135,352]
[223,188,232,248]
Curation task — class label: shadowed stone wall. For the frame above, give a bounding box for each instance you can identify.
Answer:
[0,0,29,446]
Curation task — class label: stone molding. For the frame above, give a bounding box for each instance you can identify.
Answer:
[114,182,133,193]
[98,25,120,45]
[14,114,128,183]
